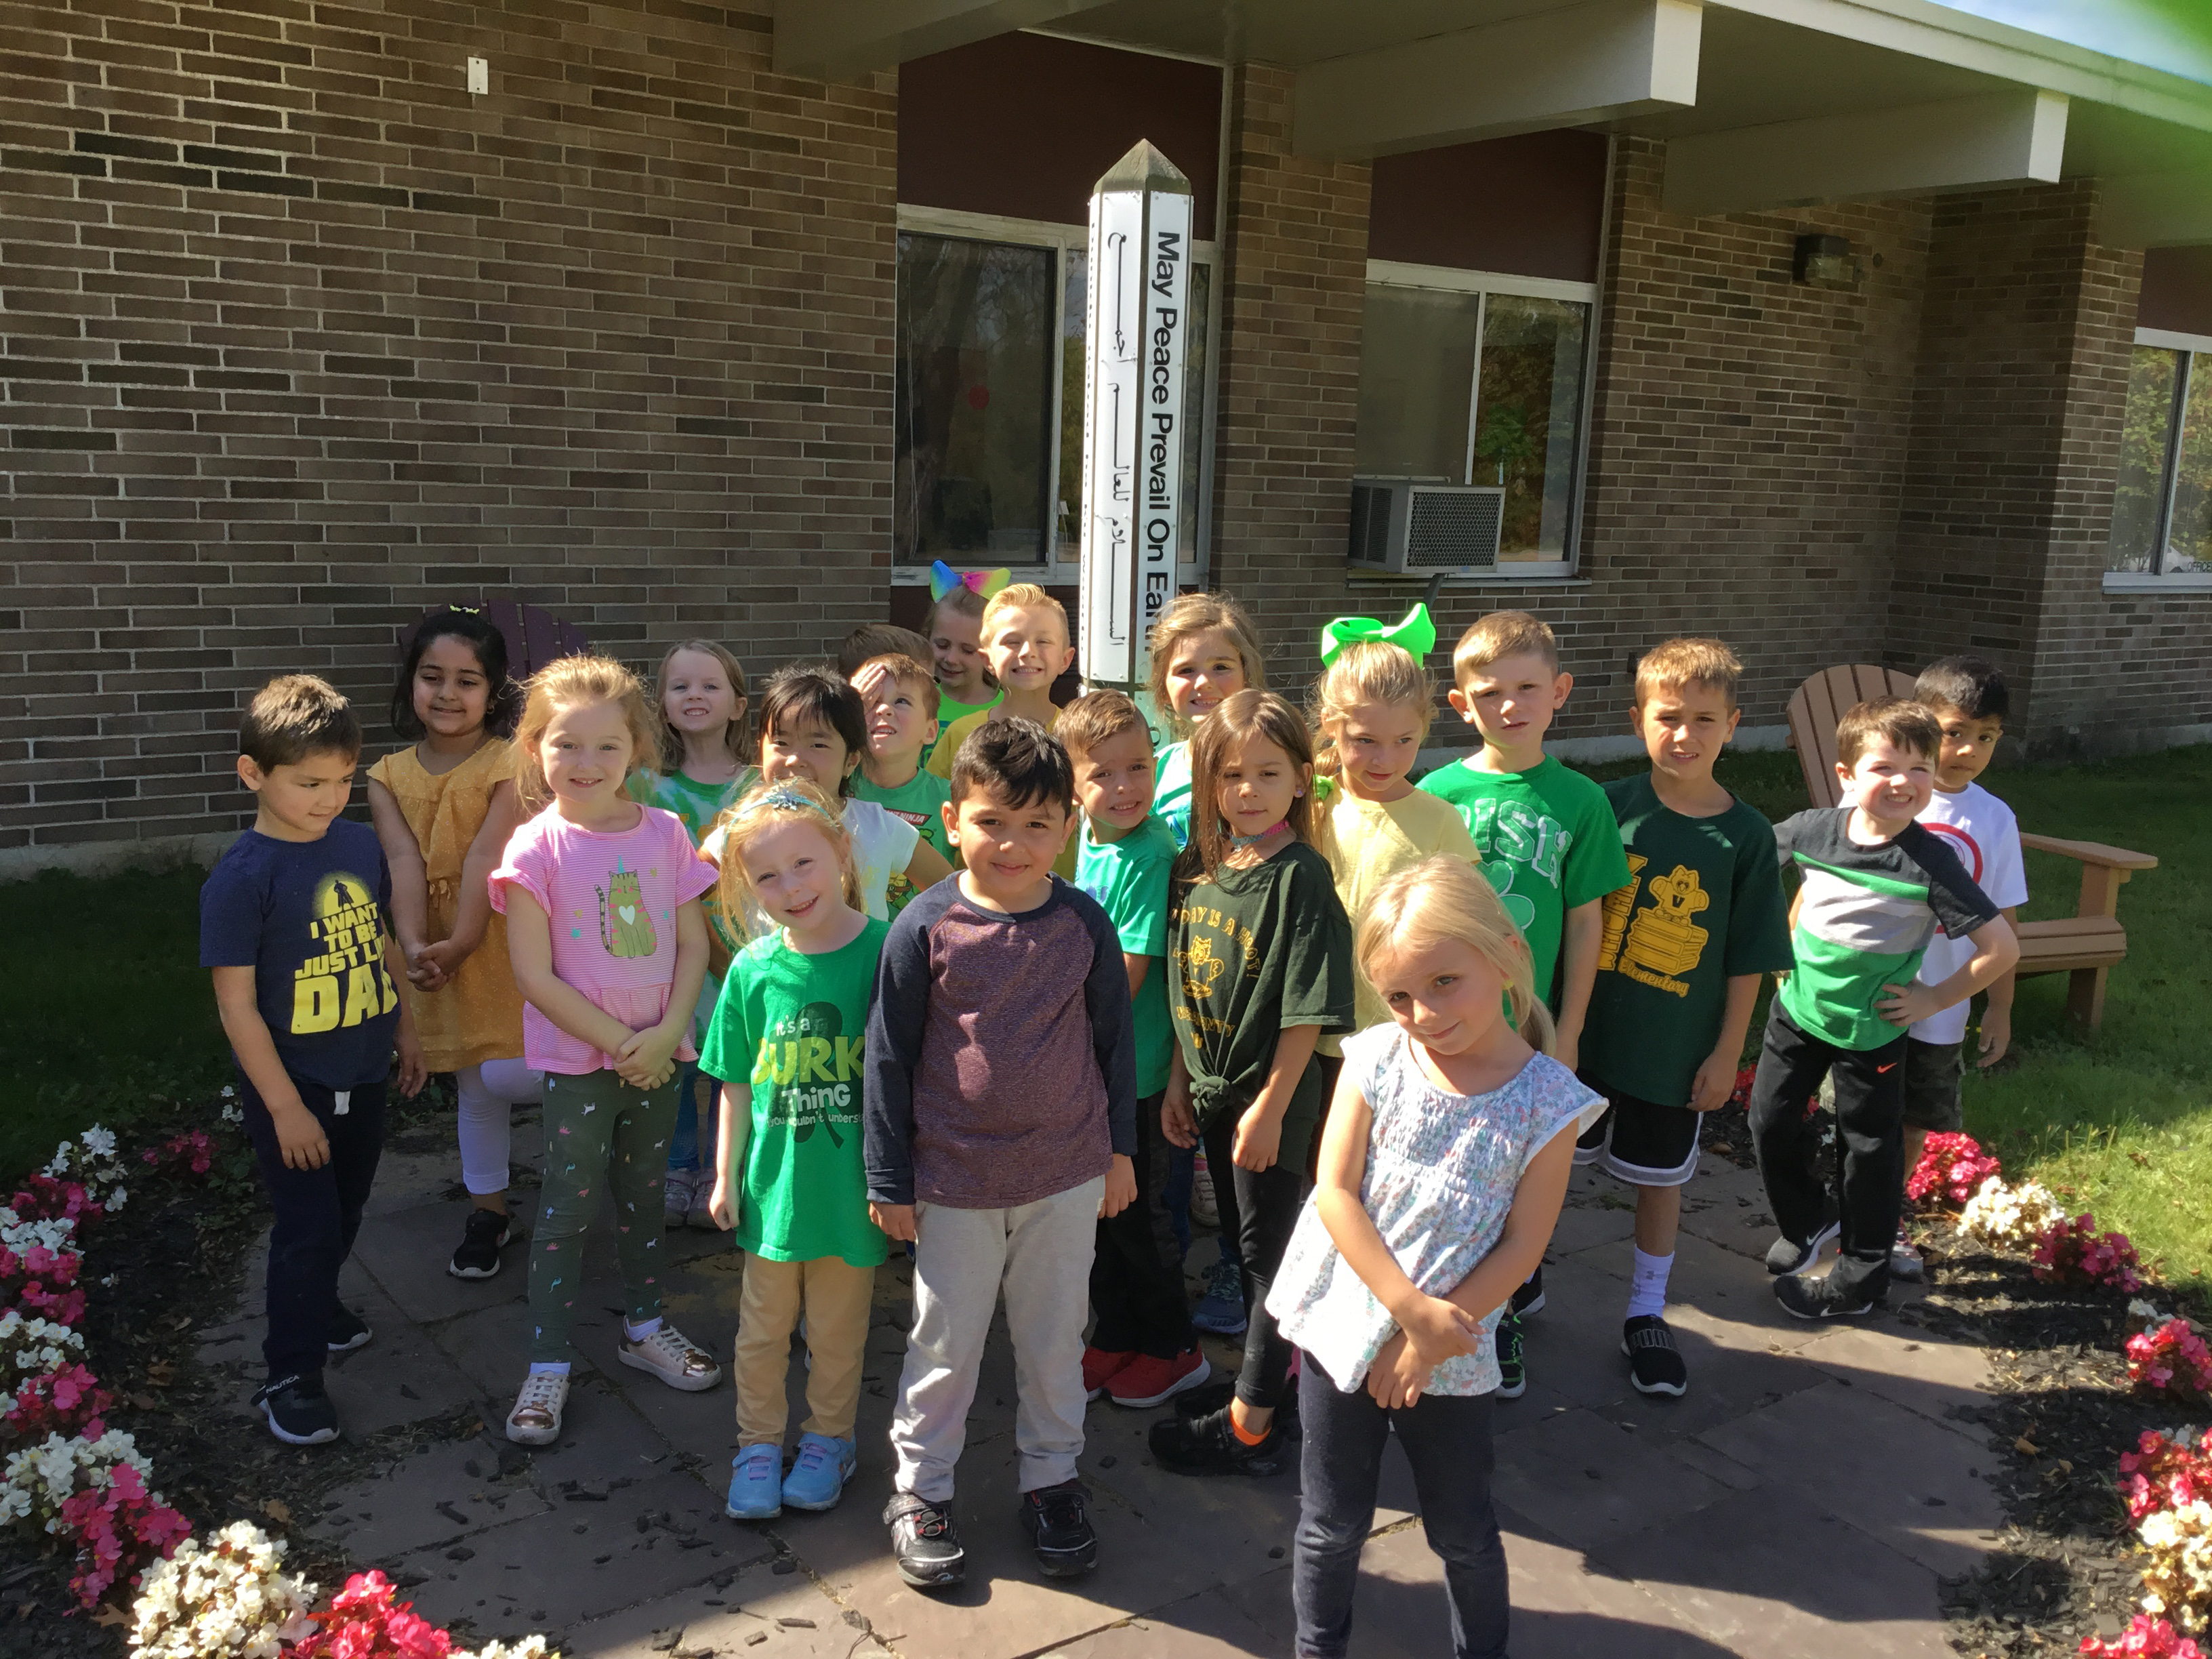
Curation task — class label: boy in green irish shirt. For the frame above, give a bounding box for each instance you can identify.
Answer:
[1418,610,1629,1394]
[1581,640,1793,1397]
[1060,691,1209,1411]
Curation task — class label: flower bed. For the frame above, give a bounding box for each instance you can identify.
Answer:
[1,1113,565,1656]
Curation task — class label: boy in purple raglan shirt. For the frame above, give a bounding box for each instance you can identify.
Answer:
[864,718,1136,1591]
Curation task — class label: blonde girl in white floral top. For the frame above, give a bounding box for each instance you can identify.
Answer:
[1267,856,1604,1659]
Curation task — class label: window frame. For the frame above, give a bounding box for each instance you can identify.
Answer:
[2106,325,2212,594]
[892,203,1220,588]
[1359,259,1603,583]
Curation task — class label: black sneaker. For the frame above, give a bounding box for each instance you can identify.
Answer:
[253,1374,339,1446]
[1019,1479,1098,1578]
[1511,1267,1545,1317]
[1148,1401,1284,1477]
[883,1492,964,1591]
[1763,1211,1842,1277]
[1494,1311,1527,1399]
[1621,1316,1687,1396]
[1173,1379,1237,1421]
[1775,1271,1883,1321]
[326,1305,372,1354]
[449,1208,512,1279]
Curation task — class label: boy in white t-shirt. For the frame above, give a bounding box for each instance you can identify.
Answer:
[1896,656,2026,1280]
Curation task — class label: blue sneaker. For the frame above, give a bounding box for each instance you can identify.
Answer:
[1191,1256,1247,1336]
[725,1443,782,1521]
[781,1432,856,1512]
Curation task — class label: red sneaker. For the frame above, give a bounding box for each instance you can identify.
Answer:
[1082,1346,1136,1400]
[1107,1347,1211,1408]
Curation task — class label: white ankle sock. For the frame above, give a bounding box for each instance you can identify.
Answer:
[624,1316,663,1343]
[1626,1248,1674,1322]
[527,1360,571,1378]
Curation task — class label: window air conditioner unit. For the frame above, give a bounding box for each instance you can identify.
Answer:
[1347,478,1505,575]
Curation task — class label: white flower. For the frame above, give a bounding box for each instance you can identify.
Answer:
[220,1103,244,1125]
[2139,1498,2212,1633]
[1954,1176,2066,1248]
[456,1640,562,1659]
[0,1310,86,1389]
[0,1206,78,1256]
[81,1127,116,1160]
[2,1429,159,1528]
[128,1521,316,1658]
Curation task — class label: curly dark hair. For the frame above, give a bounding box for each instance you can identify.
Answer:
[390,608,518,741]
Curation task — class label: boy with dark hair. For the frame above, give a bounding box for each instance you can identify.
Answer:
[1893,655,2026,1280]
[201,676,426,1445]
[1417,609,1631,1391]
[1057,691,1209,1410]
[864,717,1138,1589]
[1581,640,1793,1395]
[1750,697,2018,1319]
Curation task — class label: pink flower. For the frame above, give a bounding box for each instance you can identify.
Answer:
[2119,1428,2212,1524]
[2078,1614,2207,1658]
[2127,1319,2212,1405]
[2032,1214,2146,1294]
[1907,1132,2003,1206]
[5,1365,113,1440]
[52,1462,190,1607]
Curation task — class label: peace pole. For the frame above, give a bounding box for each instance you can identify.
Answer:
[1079,140,1192,693]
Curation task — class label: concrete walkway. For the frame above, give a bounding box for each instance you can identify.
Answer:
[197,1116,2003,1658]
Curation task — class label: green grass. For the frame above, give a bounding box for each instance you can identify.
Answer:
[5,743,2208,1290]
[0,863,232,1179]
[1576,743,2212,1292]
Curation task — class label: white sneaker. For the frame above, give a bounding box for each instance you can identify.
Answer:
[1190,1154,1220,1229]
[663,1169,697,1230]
[506,1371,568,1445]
[619,1323,722,1393]
[1891,1234,1926,1282]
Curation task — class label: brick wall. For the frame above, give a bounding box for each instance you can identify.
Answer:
[0,0,896,859]
[1371,136,1934,748]
[1204,61,1371,697]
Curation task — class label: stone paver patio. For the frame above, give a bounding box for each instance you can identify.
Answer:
[196,1115,2004,1658]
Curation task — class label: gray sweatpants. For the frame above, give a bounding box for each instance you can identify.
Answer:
[890,1176,1105,1502]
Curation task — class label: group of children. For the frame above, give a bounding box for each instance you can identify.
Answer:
[199,571,2026,1659]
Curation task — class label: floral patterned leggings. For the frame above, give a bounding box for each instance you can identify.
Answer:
[527,1068,680,1364]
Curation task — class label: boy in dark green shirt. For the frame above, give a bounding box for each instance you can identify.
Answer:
[1581,641,1792,1397]
[1060,691,1208,1411]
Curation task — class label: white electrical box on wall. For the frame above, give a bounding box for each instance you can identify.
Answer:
[467,57,489,96]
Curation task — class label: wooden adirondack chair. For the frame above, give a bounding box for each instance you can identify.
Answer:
[1783,665,2157,1031]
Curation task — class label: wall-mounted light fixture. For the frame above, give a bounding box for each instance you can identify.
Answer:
[1793,232,1857,288]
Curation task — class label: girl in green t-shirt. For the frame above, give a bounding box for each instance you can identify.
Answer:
[626,639,758,1229]
[701,779,889,1523]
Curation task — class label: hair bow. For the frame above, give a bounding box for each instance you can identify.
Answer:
[739,783,837,823]
[929,560,1012,603]
[1319,602,1436,668]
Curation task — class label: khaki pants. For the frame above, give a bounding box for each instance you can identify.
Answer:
[733,1253,876,1447]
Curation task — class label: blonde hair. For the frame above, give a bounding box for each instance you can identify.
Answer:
[1145,592,1267,738]
[1451,611,1559,687]
[651,639,751,771]
[1309,640,1437,782]
[980,582,1069,644]
[1633,638,1741,712]
[854,652,942,719]
[1055,688,1151,760]
[1180,689,1325,881]
[1356,857,1556,1054]
[711,777,863,926]
[929,586,987,628]
[514,655,661,812]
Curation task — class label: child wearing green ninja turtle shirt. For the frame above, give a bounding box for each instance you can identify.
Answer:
[1417,609,1630,1396]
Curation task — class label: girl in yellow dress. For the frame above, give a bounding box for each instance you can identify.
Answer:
[367,609,543,1279]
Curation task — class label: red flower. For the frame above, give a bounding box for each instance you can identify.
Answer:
[1906,1132,2003,1206]
[2078,1614,2207,1658]
[293,1572,457,1658]
[2031,1213,2145,1294]
[2127,1319,2212,1404]
[2118,1427,2212,1524]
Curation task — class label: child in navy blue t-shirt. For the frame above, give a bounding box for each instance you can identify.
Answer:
[200,675,425,1446]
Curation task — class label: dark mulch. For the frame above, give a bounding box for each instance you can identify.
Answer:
[1899,1220,2203,1656]
[0,1083,486,1654]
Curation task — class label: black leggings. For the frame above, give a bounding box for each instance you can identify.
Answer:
[1090,1092,1196,1358]
[1202,1109,1311,1410]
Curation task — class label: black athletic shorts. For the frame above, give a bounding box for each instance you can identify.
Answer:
[1572,1076,1700,1187]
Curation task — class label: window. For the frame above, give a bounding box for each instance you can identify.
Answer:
[894,211,1214,573]
[1355,262,1596,573]
[2110,331,2212,583]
